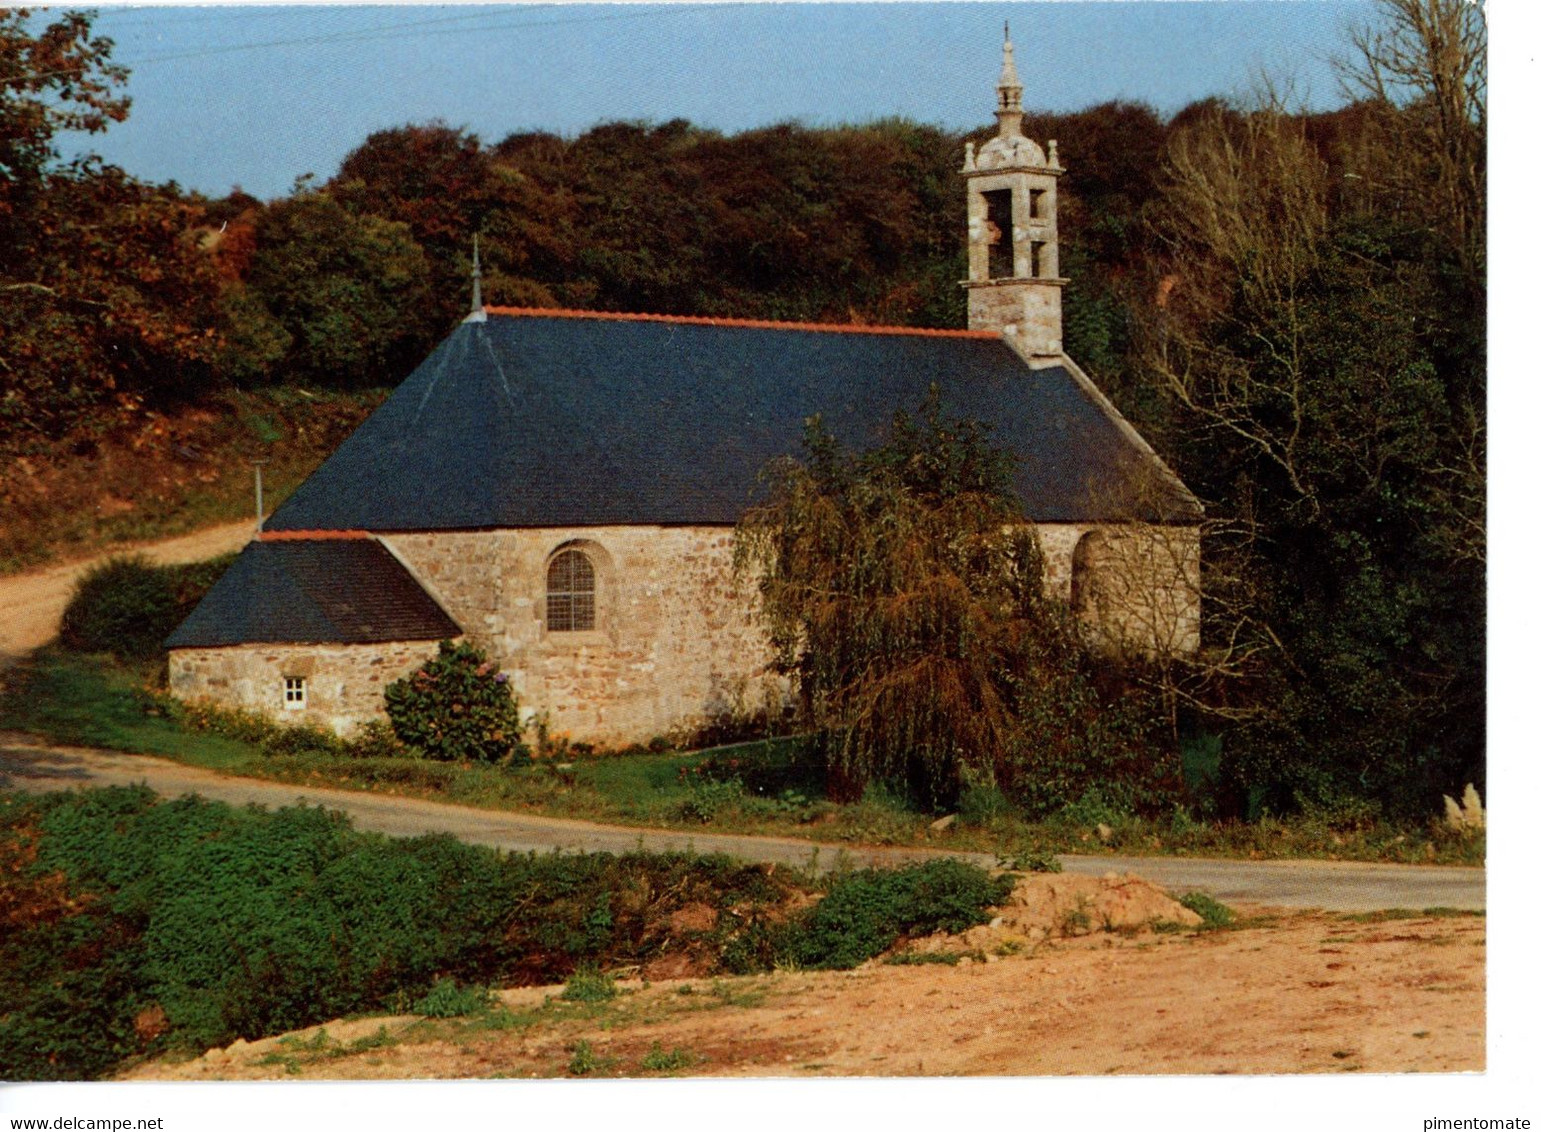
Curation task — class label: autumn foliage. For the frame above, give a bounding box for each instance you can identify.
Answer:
[0,4,1487,821]
[735,399,1178,814]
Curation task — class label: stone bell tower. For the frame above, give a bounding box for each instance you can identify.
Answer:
[962,26,1065,356]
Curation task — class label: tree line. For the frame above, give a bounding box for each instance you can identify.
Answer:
[0,1,1484,820]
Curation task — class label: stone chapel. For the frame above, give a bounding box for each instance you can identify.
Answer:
[166,34,1202,744]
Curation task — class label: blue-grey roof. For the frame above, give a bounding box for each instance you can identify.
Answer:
[265,312,1198,531]
[165,538,460,648]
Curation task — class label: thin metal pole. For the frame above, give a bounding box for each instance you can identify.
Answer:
[253,460,268,532]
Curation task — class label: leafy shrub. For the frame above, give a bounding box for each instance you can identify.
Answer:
[1053,787,1127,830]
[958,784,1014,826]
[994,845,1063,874]
[259,722,344,758]
[639,1042,696,1072]
[784,859,1012,970]
[673,778,747,823]
[882,949,982,966]
[1179,731,1225,817]
[682,737,824,799]
[59,557,174,660]
[739,788,828,824]
[166,696,420,763]
[384,640,529,763]
[0,902,149,1081]
[2,789,1011,1080]
[567,1038,603,1075]
[1179,891,1235,929]
[60,554,234,661]
[672,742,830,824]
[164,696,279,745]
[1293,788,1385,833]
[346,719,414,759]
[560,969,618,1003]
[412,978,492,1017]
[830,782,924,845]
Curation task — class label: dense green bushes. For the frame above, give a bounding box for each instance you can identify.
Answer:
[384,640,529,763]
[58,554,234,661]
[0,788,1010,1080]
[736,399,1180,815]
[787,861,1013,970]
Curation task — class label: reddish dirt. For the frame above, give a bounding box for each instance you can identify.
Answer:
[124,906,1484,1080]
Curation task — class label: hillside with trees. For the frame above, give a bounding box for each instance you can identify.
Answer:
[0,1,1484,823]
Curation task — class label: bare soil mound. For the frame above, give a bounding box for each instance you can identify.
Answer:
[906,871,1202,957]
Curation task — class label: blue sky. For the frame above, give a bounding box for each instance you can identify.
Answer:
[73,1,1374,199]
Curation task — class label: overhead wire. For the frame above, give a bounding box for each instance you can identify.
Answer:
[5,3,745,87]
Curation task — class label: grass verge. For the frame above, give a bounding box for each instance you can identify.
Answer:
[0,649,1486,868]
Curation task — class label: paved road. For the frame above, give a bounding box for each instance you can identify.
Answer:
[0,734,1485,912]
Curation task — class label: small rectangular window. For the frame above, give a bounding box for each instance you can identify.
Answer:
[1029,188,1047,219]
[283,676,307,710]
[1030,240,1049,278]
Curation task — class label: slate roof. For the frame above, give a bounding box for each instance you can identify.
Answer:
[264,310,1200,531]
[165,536,460,649]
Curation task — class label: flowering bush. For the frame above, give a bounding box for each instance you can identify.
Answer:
[383,640,529,763]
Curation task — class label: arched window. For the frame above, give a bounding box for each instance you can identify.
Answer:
[1070,530,1107,619]
[546,548,596,632]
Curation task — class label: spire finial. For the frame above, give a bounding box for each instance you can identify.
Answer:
[995,22,1024,138]
[465,233,486,322]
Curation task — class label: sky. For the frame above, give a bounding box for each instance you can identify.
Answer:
[70,1,1377,199]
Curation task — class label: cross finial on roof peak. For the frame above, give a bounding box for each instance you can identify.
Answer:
[999,25,1021,98]
[995,23,1024,137]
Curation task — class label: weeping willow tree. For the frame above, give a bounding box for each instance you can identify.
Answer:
[735,395,1177,813]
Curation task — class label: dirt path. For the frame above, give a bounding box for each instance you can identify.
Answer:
[126,907,1485,1079]
[0,734,1486,912]
[0,520,253,665]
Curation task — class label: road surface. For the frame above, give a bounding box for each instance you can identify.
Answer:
[0,734,1484,912]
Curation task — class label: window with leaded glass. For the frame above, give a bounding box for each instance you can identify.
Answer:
[546,548,596,632]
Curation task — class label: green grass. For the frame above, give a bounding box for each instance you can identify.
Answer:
[0,648,259,771]
[412,979,494,1018]
[1179,891,1236,929]
[1338,907,1484,924]
[567,1038,612,1076]
[560,970,619,1004]
[1,649,1487,868]
[882,949,983,967]
[638,1042,697,1073]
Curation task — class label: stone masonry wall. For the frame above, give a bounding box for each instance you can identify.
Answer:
[169,522,1198,745]
[167,639,444,735]
[1038,522,1202,656]
[386,526,783,748]
[967,281,1064,355]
